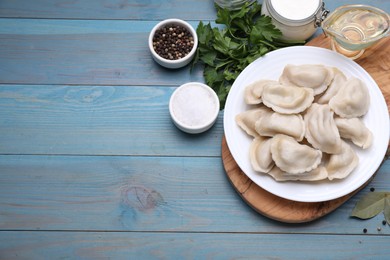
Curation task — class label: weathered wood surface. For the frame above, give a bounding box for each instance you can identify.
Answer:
[0,0,388,19]
[0,0,216,20]
[1,232,389,259]
[1,155,389,234]
[1,2,388,86]
[0,85,222,156]
[0,0,389,258]
[0,19,204,85]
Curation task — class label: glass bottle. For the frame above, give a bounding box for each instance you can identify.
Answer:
[322,4,389,59]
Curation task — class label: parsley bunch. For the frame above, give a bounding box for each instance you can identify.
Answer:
[192,2,305,109]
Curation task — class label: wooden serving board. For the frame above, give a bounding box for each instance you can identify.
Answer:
[222,34,390,223]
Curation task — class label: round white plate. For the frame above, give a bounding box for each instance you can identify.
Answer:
[224,46,389,202]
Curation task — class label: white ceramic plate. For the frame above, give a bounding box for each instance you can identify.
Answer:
[224,46,389,202]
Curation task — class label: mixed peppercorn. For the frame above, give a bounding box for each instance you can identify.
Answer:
[152,24,194,60]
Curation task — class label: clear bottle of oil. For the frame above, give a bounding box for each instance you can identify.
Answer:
[322,5,389,59]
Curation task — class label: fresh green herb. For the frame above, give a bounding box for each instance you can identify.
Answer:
[351,191,390,225]
[192,2,305,109]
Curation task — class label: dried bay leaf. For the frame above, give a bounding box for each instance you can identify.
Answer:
[351,192,387,219]
[384,195,390,225]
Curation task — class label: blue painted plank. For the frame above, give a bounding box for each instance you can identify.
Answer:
[0,0,217,20]
[0,19,204,85]
[0,231,389,259]
[0,85,222,156]
[0,0,388,20]
[0,155,389,234]
[1,1,389,258]
[1,1,389,86]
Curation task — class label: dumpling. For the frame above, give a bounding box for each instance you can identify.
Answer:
[329,77,370,118]
[270,134,322,174]
[249,136,274,173]
[235,106,271,137]
[279,64,334,95]
[261,83,314,114]
[255,112,305,141]
[326,140,359,180]
[335,117,373,149]
[267,164,328,182]
[304,103,342,154]
[316,68,347,104]
[244,79,279,105]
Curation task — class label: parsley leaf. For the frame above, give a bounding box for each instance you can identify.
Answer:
[193,2,305,109]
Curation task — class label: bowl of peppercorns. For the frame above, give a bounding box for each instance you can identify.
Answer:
[149,18,198,69]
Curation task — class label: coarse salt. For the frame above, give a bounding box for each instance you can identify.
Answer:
[170,82,219,134]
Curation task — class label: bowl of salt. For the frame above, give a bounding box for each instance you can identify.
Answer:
[169,82,220,134]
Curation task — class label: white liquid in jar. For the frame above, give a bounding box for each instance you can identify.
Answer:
[171,84,218,127]
[271,0,320,20]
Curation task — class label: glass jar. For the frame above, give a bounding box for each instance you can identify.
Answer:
[262,0,329,41]
[214,0,256,10]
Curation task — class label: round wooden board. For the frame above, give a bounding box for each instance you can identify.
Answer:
[222,34,390,223]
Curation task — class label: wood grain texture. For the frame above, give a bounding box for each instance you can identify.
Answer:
[0,0,388,20]
[1,231,390,259]
[0,0,217,20]
[0,85,222,156]
[1,0,390,258]
[0,19,204,85]
[1,155,389,233]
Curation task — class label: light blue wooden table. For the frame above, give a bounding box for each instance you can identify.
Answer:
[0,0,389,259]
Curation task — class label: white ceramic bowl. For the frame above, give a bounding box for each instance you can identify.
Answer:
[148,19,198,69]
[169,82,220,134]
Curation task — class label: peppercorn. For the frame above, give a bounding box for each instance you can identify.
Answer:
[383,220,387,225]
[152,24,194,60]
[363,228,367,233]
[370,187,375,192]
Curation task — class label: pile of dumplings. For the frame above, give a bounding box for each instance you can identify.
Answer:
[235,64,373,182]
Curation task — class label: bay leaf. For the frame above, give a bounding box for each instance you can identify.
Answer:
[351,192,387,219]
[384,194,390,225]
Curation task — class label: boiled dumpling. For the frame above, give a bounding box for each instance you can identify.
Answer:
[249,136,274,173]
[261,83,314,114]
[326,140,359,180]
[316,68,347,104]
[335,117,373,149]
[329,77,370,118]
[270,134,322,174]
[255,112,305,141]
[235,106,271,137]
[267,164,328,182]
[279,64,334,95]
[244,79,279,105]
[304,103,342,154]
